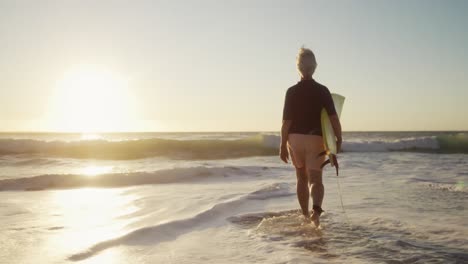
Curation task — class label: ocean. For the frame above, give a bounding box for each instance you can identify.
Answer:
[0,131,467,264]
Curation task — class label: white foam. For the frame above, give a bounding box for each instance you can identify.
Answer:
[424,182,467,193]
[68,182,293,261]
[342,136,440,152]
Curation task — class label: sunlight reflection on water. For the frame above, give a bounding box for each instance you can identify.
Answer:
[80,133,103,141]
[81,166,113,176]
[46,188,138,262]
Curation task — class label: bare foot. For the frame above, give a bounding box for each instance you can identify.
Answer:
[310,211,320,228]
[302,213,311,224]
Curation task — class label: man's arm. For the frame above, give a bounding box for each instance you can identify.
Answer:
[280,120,292,163]
[281,120,292,147]
[329,114,342,152]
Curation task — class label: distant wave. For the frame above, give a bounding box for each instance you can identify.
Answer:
[0,133,466,160]
[68,182,294,261]
[343,136,440,152]
[0,166,270,191]
[343,134,468,153]
[0,136,277,160]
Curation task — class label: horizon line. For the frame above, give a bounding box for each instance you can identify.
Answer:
[0,130,467,134]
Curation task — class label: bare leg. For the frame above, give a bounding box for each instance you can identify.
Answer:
[295,167,310,219]
[308,169,324,227]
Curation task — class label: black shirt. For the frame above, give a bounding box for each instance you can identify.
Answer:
[282,79,337,136]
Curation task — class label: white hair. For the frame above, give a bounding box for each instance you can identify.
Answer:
[296,47,317,78]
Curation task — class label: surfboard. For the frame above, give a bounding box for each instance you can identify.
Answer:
[320,93,345,175]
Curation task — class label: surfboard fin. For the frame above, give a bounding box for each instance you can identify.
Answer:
[331,154,339,176]
[317,152,339,176]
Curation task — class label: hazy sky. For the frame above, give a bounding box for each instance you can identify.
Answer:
[1,0,467,132]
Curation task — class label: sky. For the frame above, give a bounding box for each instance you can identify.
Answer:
[1,0,467,132]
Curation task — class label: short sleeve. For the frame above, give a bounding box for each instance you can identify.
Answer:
[323,87,337,116]
[282,89,293,120]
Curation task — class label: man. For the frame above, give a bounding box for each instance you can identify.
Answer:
[280,47,342,227]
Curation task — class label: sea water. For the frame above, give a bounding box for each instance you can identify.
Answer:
[0,132,467,263]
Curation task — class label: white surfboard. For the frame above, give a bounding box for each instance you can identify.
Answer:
[320,94,345,173]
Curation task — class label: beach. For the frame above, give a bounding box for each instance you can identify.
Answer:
[0,132,467,263]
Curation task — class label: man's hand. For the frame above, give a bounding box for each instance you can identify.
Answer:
[330,115,343,153]
[280,144,289,163]
[280,120,292,163]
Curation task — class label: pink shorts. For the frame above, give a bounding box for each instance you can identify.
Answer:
[287,134,326,171]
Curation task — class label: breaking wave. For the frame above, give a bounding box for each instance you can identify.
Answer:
[0,136,276,160]
[0,133,466,160]
[0,166,269,191]
[343,134,468,153]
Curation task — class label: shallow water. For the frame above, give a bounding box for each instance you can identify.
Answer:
[0,132,467,263]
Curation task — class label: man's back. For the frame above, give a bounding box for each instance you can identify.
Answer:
[283,79,336,136]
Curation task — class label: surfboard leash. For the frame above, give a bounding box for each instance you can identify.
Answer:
[317,151,351,225]
[336,175,351,225]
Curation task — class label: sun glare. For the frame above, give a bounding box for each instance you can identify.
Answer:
[82,165,113,176]
[80,133,103,140]
[49,65,136,132]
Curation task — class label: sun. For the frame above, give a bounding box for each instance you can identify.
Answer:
[48,65,136,132]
